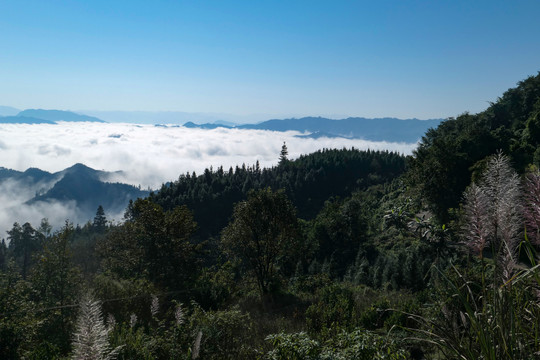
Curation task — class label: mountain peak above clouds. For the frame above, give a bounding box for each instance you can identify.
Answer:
[29,165,147,214]
[0,108,106,124]
[0,163,147,232]
[16,109,106,123]
[184,116,444,143]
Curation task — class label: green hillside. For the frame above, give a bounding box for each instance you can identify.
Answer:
[150,148,406,238]
[2,73,540,359]
[409,72,540,220]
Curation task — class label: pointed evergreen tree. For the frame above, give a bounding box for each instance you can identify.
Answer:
[279,142,289,165]
[93,205,107,232]
[32,222,81,352]
[0,239,7,271]
[7,222,40,279]
[37,218,52,240]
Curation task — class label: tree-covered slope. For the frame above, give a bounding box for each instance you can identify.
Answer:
[150,148,406,238]
[408,72,540,221]
[4,73,540,360]
[28,163,148,214]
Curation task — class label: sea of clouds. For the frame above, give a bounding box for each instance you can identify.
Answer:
[0,122,418,237]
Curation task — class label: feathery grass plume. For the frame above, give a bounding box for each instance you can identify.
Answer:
[462,183,490,256]
[192,330,202,359]
[406,152,540,359]
[483,153,522,283]
[106,314,116,334]
[484,154,522,235]
[462,152,522,283]
[175,303,185,326]
[129,313,137,328]
[524,170,540,246]
[71,293,122,360]
[150,294,159,317]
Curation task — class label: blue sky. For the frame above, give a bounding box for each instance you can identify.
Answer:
[1,0,539,120]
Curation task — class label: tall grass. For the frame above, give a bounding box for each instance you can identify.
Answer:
[71,293,122,360]
[406,154,540,359]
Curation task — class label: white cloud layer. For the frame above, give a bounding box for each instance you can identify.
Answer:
[0,122,417,237]
[0,122,417,188]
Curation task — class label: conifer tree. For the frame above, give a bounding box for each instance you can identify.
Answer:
[279,142,288,164]
[7,222,40,279]
[93,205,107,232]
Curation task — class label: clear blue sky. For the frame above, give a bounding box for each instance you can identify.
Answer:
[1,0,539,119]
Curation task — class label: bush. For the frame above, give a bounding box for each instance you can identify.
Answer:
[189,303,257,359]
[305,284,356,332]
[265,329,409,360]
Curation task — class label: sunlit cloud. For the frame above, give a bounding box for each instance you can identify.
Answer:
[0,122,418,235]
[0,122,417,188]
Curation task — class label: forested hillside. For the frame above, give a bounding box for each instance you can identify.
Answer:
[150,147,406,238]
[0,163,149,226]
[409,73,540,221]
[1,73,540,359]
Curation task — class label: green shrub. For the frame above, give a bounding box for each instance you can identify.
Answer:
[189,304,257,359]
[266,332,320,360]
[266,329,409,360]
[305,285,356,332]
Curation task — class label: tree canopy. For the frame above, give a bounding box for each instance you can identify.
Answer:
[222,188,301,295]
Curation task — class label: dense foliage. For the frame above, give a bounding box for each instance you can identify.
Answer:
[409,73,540,221]
[150,148,406,237]
[1,72,540,359]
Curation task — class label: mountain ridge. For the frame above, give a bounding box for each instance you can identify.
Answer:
[17,109,106,123]
[0,116,57,124]
[0,163,148,219]
[183,116,443,142]
[0,107,441,143]
[0,109,106,124]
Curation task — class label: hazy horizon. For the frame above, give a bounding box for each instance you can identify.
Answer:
[2,1,540,120]
[1,106,445,125]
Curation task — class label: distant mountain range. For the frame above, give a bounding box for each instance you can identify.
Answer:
[0,116,57,124]
[0,163,148,218]
[0,106,20,116]
[184,116,443,142]
[0,107,442,143]
[0,109,106,124]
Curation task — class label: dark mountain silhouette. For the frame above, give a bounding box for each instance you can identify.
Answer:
[27,163,147,214]
[0,167,25,181]
[21,167,55,183]
[0,166,56,183]
[0,163,147,218]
